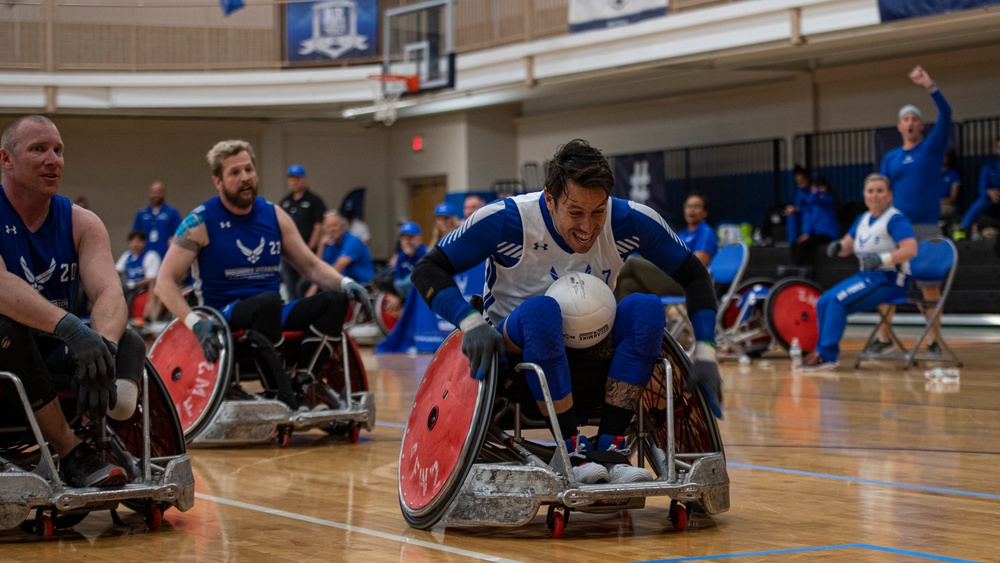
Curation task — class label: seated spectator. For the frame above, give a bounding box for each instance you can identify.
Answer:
[429,202,461,247]
[463,194,486,219]
[802,174,917,371]
[788,177,839,269]
[116,230,161,293]
[784,165,812,245]
[615,192,715,300]
[375,222,428,314]
[939,150,961,230]
[957,137,1000,238]
[306,211,374,297]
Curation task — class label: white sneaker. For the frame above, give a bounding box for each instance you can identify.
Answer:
[598,435,653,484]
[573,462,610,484]
[608,463,652,483]
[565,435,609,484]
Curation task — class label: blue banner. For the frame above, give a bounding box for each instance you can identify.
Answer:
[878,0,1000,22]
[611,151,676,226]
[569,0,668,33]
[286,0,377,64]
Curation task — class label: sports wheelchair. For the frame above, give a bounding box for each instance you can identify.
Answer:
[762,277,824,355]
[397,330,728,537]
[149,306,375,447]
[0,362,194,540]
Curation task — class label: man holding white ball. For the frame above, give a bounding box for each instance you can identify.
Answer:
[412,139,721,484]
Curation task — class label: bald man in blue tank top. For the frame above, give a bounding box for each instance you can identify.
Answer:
[155,140,370,411]
[0,115,147,488]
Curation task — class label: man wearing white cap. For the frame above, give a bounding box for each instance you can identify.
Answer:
[875,65,952,354]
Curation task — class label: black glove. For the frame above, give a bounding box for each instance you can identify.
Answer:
[192,318,223,363]
[826,241,842,258]
[860,254,884,271]
[687,342,723,419]
[341,277,374,320]
[54,313,116,389]
[459,315,505,381]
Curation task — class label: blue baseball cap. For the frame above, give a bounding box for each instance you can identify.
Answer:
[287,164,306,177]
[399,222,421,236]
[435,202,459,217]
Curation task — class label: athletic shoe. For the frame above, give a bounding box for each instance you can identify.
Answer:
[927,341,942,356]
[801,352,838,372]
[597,435,652,484]
[565,435,609,484]
[868,338,893,354]
[61,442,128,488]
[952,229,967,241]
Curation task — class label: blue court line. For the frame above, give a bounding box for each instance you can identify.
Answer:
[377,420,406,429]
[637,543,982,562]
[729,462,1000,500]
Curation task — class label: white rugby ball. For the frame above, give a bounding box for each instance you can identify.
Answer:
[544,272,617,349]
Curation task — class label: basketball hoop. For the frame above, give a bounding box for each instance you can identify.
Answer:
[368,74,419,126]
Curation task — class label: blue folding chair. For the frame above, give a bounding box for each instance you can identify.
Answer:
[662,242,749,359]
[855,237,963,370]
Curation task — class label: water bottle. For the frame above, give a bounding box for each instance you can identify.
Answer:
[971,225,981,241]
[789,337,802,370]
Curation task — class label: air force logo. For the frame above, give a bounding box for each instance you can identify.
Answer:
[237,237,265,264]
[21,257,56,291]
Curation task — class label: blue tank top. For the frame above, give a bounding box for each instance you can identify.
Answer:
[124,251,147,283]
[0,187,78,311]
[191,196,282,309]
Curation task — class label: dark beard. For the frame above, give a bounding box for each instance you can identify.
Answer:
[224,184,257,210]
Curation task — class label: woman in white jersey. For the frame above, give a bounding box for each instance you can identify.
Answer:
[801,173,917,371]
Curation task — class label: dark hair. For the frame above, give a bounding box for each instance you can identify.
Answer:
[793,165,810,179]
[544,139,614,202]
[685,192,709,212]
[943,149,958,169]
[128,230,147,242]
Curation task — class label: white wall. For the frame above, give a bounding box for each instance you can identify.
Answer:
[5,43,1000,261]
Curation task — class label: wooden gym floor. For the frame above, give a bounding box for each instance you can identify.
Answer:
[3,325,999,562]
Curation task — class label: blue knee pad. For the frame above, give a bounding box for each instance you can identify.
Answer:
[609,294,666,387]
[503,296,572,401]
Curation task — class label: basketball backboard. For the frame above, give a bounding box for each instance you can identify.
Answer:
[383,0,454,94]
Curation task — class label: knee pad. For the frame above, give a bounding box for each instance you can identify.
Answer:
[506,296,572,401]
[505,296,564,359]
[609,294,666,387]
[108,379,138,421]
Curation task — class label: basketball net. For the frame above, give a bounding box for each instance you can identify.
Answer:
[369,74,418,126]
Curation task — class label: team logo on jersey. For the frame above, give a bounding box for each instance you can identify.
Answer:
[533,242,548,250]
[20,257,56,291]
[220,221,231,229]
[236,237,266,264]
[4,225,16,234]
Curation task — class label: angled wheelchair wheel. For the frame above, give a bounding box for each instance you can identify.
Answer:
[721,277,774,357]
[374,292,401,334]
[316,333,370,398]
[107,359,187,514]
[398,330,497,529]
[643,331,724,460]
[128,289,149,321]
[765,277,823,353]
[148,307,233,442]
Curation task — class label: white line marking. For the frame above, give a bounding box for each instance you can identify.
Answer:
[195,492,522,562]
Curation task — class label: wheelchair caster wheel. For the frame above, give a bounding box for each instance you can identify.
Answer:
[145,505,163,531]
[348,425,360,443]
[669,500,688,531]
[276,429,292,448]
[546,505,569,538]
[35,514,54,540]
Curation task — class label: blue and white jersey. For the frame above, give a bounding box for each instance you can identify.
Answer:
[115,249,161,286]
[849,206,914,278]
[395,245,428,280]
[186,196,282,309]
[438,192,690,325]
[0,187,78,311]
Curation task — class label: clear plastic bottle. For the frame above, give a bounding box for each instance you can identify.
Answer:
[789,337,802,370]
[971,225,981,241]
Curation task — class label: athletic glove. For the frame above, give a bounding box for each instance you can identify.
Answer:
[341,276,374,320]
[687,341,724,419]
[189,316,223,363]
[826,241,842,258]
[53,314,118,420]
[71,340,119,421]
[459,313,505,381]
[860,254,885,271]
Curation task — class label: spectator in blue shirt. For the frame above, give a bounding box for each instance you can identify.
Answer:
[958,137,1000,237]
[939,150,961,230]
[132,180,182,261]
[788,177,839,269]
[306,211,374,297]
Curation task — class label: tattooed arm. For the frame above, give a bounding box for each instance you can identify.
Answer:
[154,212,207,322]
